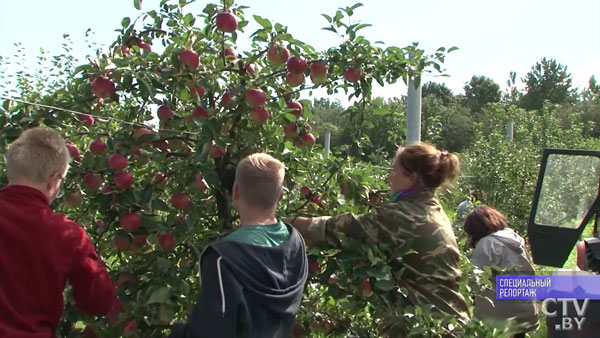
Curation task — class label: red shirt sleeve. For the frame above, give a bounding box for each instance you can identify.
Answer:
[68,226,117,315]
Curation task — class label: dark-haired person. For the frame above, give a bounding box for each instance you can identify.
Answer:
[287,143,470,330]
[463,206,538,337]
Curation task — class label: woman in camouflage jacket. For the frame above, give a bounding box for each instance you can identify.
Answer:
[288,143,470,327]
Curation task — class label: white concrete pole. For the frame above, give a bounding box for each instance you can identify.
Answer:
[506,120,514,143]
[406,76,422,144]
[324,131,331,158]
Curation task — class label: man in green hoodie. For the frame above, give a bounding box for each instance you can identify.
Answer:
[171,153,308,338]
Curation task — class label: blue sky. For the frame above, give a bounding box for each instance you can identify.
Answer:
[1,0,599,102]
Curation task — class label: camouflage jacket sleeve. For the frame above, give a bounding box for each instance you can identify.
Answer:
[307,206,404,246]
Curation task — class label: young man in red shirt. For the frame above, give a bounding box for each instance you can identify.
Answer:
[0,127,117,337]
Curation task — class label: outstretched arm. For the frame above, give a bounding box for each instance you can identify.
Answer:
[286,210,386,247]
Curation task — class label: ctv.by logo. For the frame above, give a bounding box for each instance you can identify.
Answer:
[542,298,589,331]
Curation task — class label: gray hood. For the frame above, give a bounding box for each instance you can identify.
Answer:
[489,228,524,253]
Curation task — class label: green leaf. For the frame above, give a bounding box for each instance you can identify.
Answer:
[355,23,371,32]
[156,257,171,270]
[374,279,395,291]
[140,186,154,205]
[183,13,195,26]
[159,305,176,323]
[321,14,332,22]
[373,108,389,116]
[134,0,142,10]
[448,46,459,52]
[152,198,170,211]
[253,15,272,30]
[136,133,159,145]
[178,0,187,7]
[148,287,171,304]
[121,17,131,28]
[351,2,364,10]
[322,27,337,33]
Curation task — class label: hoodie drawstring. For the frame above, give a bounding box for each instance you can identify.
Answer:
[217,256,225,317]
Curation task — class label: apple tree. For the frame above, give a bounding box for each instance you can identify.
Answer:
[0,0,470,337]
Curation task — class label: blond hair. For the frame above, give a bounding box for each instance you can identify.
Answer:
[6,127,70,184]
[235,153,285,210]
[394,143,459,188]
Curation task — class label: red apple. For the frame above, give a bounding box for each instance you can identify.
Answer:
[220,91,233,107]
[113,236,130,252]
[158,232,176,250]
[312,320,321,331]
[108,154,128,172]
[301,133,316,146]
[284,122,298,138]
[114,172,133,189]
[157,105,174,120]
[179,49,199,69]
[344,68,361,83]
[369,191,379,204]
[300,186,311,197]
[340,183,352,197]
[138,42,151,52]
[287,56,307,74]
[328,274,340,285]
[286,72,305,87]
[245,88,266,107]
[190,85,206,98]
[89,139,107,154]
[64,191,84,208]
[310,61,328,85]
[267,45,290,65]
[171,192,191,212]
[209,143,226,158]
[286,101,303,116]
[116,273,135,286]
[120,46,130,57]
[153,140,170,152]
[122,319,137,336]
[308,259,321,274]
[311,194,326,208]
[133,127,152,142]
[224,47,236,60]
[106,299,124,325]
[95,220,105,228]
[100,185,114,195]
[245,63,255,74]
[78,114,94,127]
[66,143,80,160]
[191,106,209,119]
[120,213,140,232]
[91,76,115,99]
[83,172,102,191]
[361,278,373,297]
[293,139,305,148]
[132,234,147,248]
[216,11,237,33]
[193,173,208,191]
[153,172,168,189]
[220,123,229,134]
[250,106,270,124]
